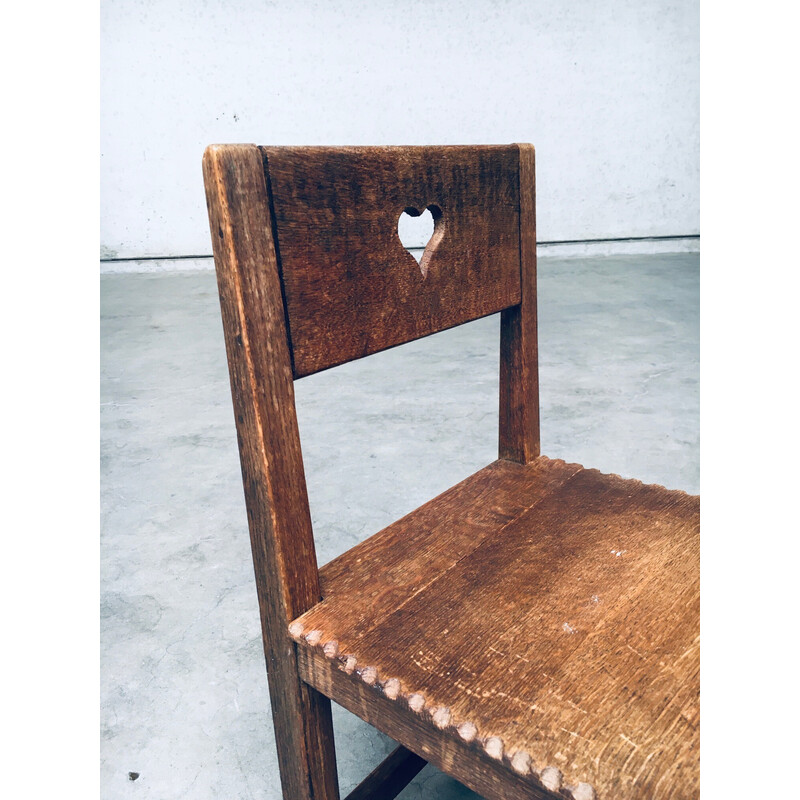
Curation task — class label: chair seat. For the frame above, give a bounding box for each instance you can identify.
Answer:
[288,457,699,800]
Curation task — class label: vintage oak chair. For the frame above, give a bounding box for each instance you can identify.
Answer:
[202,144,699,800]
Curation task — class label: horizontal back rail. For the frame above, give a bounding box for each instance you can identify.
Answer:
[262,145,523,378]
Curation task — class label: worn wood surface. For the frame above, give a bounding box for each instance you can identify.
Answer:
[203,144,340,800]
[292,458,581,654]
[343,746,426,800]
[499,143,540,463]
[301,646,567,800]
[262,145,522,378]
[298,647,568,800]
[290,460,699,800]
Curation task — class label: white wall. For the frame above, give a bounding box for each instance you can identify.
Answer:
[101,0,698,260]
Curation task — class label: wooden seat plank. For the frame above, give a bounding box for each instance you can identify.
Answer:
[294,458,582,650]
[290,466,699,799]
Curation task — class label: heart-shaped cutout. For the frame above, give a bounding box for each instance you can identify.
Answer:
[397,205,443,278]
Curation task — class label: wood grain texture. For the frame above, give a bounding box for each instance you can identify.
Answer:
[293,458,582,660]
[290,462,699,800]
[343,746,426,800]
[499,142,540,463]
[262,146,522,378]
[203,144,340,800]
[299,648,564,800]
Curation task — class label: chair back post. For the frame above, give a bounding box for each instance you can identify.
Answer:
[203,143,339,800]
[499,143,541,464]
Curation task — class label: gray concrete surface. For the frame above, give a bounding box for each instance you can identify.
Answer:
[100,254,699,799]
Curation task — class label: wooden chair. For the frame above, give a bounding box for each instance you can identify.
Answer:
[202,144,699,800]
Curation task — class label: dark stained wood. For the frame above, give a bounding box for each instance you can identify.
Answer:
[291,464,699,800]
[343,746,426,800]
[499,142,540,463]
[262,146,522,378]
[203,144,340,800]
[204,143,699,800]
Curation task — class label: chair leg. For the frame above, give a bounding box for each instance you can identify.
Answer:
[265,645,340,800]
[344,746,426,800]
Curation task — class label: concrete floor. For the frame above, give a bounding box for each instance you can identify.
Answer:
[100,253,699,799]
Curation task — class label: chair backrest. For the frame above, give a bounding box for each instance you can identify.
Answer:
[203,143,540,622]
[262,146,523,377]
